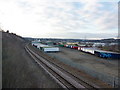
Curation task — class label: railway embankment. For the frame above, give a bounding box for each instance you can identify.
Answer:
[2,31,60,88]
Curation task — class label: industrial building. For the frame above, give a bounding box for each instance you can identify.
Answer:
[32,41,59,52]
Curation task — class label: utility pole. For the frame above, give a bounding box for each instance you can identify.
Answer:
[85,36,86,46]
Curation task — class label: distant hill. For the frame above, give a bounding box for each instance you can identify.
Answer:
[24,37,120,43]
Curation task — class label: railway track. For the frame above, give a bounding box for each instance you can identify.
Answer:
[25,45,98,89]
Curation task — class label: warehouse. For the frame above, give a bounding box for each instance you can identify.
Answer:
[32,42,59,52]
[41,47,59,52]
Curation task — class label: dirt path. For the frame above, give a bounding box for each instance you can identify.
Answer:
[50,47,118,75]
[29,44,114,88]
[47,47,118,87]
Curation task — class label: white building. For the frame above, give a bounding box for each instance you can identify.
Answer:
[93,43,106,47]
[32,41,59,52]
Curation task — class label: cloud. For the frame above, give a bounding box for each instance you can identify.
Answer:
[41,32,118,39]
[0,0,118,39]
[74,1,118,31]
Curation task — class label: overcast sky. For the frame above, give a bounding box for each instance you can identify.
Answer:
[0,0,119,39]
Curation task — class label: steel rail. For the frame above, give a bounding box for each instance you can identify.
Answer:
[25,46,70,89]
[25,45,97,89]
[33,48,100,89]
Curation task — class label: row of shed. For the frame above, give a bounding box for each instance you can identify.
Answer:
[32,43,59,52]
[59,44,120,59]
